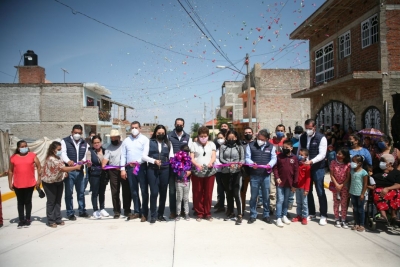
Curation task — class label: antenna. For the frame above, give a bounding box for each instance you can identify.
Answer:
[61,68,69,83]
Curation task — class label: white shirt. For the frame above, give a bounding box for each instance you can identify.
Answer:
[297,132,327,164]
[61,136,88,164]
[190,141,216,166]
[142,140,174,164]
[120,133,149,170]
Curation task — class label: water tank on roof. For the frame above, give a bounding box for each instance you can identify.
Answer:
[24,50,38,66]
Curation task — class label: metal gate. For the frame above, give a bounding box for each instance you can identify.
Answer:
[315,101,356,131]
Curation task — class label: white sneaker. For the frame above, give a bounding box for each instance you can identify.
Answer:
[307,215,316,221]
[276,218,284,228]
[334,220,341,228]
[282,216,291,225]
[319,216,327,226]
[93,210,101,219]
[100,209,110,217]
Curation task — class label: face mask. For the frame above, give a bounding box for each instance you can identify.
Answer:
[111,140,119,146]
[217,138,225,145]
[377,141,387,150]
[244,134,252,141]
[132,129,139,136]
[276,132,285,138]
[347,141,354,147]
[156,134,165,141]
[257,140,265,146]
[19,147,28,154]
[294,133,300,139]
[56,150,62,157]
[199,137,208,144]
[306,129,314,136]
[220,129,228,135]
[227,140,236,146]
[175,126,183,133]
[379,162,387,170]
[73,134,81,140]
[282,148,291,155]
[350,162,358,169]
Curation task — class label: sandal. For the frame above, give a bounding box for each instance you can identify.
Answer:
[196,217,202,222]
[205,216,213,222]
[47,223,57,228]
[56,221,65,226]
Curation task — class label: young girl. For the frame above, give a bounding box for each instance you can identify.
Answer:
[173,145,192,221]
[349,155,368,232]
[330,148,351,228]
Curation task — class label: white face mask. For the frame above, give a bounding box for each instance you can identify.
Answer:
[350,162,358,169]
[294,133,300,139]
[56,150,62,157]
[217,138,225,145]
[305,129,314,136]
[132,129,139,136]
[73,134,81,140]
[379,162,387,170]
[257,140,265,146]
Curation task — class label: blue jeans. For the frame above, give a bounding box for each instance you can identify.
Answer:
[89,175,106,211]
[249,175,270,219]
[307,168,328,217]
[64,170,86,216]
[127,164,148,216]
[276,187,291,219]
[295,188,308,218]
[257,187,263,205]
[351,194,365,226]
[288,191,295,205]
[147,168,169,219]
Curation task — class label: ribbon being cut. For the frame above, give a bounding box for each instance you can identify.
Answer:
[101,162,141,175]
[170,151,192,183]
[213,162,273,174]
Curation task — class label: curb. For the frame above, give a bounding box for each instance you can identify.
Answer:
[1,186,42,202]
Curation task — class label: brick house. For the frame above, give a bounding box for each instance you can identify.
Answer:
[0,60,133,141]
[290,0,400,134]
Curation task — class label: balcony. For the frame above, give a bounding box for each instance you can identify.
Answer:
[98,109,111,122]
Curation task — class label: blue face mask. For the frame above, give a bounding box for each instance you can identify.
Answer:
[56,150,62,157]
[19,147,28,154]
[276,132,285,138]
[377,141,387,150]
[297,155,304,161]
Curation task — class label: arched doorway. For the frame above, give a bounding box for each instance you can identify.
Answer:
[363,106,381,130]
[315,101,356,131]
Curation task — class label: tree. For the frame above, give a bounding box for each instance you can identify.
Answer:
[191,122,201,138]
[216,116,230,130]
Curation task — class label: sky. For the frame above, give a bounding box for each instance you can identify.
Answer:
[0,0,325,131]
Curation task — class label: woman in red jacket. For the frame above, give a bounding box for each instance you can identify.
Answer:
[8,140,41,229]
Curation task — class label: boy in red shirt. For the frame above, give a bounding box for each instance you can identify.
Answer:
[292,148,311,225]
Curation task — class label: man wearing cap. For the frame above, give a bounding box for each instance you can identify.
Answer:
[102,129,132,219]
[291,126,303,155]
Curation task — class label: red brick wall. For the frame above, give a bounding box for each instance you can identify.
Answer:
[386,10,400,70]
[18,66,45,84]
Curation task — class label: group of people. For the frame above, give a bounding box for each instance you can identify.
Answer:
[6,118,400,230]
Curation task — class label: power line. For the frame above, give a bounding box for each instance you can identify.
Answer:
[0,70,14,78]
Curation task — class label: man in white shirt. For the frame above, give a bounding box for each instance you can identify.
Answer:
[297,119,328,226]
[61,125,89,220]
[120,121,149,221]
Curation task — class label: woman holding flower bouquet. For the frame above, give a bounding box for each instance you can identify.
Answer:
[143,125,173,224]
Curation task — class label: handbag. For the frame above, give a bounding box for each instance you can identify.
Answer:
[36,186,45,198]
[191,164,217,177]
[100,170,110,186]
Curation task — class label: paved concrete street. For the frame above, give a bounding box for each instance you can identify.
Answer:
[0,175,399,267]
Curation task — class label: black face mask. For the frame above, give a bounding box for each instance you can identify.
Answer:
[283,148,291,155]
[156,134,165,141]
[347,141,354,147]
[227,140,236,146]
[220,128,228,135]
[111,140,119,146]
[244,134,252,141]
[175,126,183,132]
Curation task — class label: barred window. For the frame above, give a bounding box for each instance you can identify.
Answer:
[315,42,334,84]
[338,31,351,59]
[361,14,379,49]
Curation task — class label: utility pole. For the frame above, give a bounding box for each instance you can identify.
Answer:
[246,53,252,130]
[211,97,215,139]
[61,68,69,83]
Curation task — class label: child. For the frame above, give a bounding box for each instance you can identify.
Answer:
[329,147,351,228]
[349,155,368,232]
[326,145,337,170]
[172,145,192,221]
[291,148,311,225]
[272,140,298,227]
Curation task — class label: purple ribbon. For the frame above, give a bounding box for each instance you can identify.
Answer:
[213,162,272,174]
[102,162,140,175]
[73,160,91,166]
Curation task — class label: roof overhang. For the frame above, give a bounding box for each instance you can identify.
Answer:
[101,96,134,109]
[290,0,357,40]
[291,71,383,98]
[84,83,111,95]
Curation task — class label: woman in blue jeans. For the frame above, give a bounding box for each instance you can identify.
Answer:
[89,136,109,219]
[143,125,173,224]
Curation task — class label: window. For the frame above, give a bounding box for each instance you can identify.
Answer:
[243,101,247,108]
[338,31,351,59]
[86,96,94,106]
[361,14,379,49]
[315,42,334,84]
[363,106,381,129]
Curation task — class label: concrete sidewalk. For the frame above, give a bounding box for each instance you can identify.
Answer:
[0,177,399,267]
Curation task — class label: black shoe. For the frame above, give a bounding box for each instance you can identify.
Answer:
[247,217,256,224]
[150,218,156,224]
[24,219,32,228]
[158,216,167,222]
[236,216,243,225]
[68,215,77,221]
[124,212,132,217]
[114,213,120,219]
[17,221,25,229]
[214,203,221,209]
[263,217,272,224]
[79,212,89,218]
